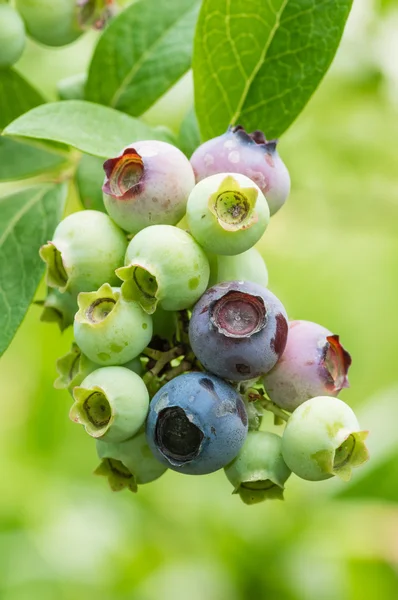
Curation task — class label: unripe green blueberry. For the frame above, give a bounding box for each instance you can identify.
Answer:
[207,247,268,288]
[39,210,127,296]
[281,396,369,482]
[0,4,26,68]
[15,0,83,47]
[225,431,291,504]
[74,284,152,365]
[186,173,270,255]
[37,287,77,331]
[70,366,149,442]
[95,431,167,492]
[54,342,142,392]
[152,306,178,343]
[116,225,210,314]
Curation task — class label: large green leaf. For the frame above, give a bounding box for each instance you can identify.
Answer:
[193,0,353,140]
[0,69,44,130]
[0,184,67,357]
[3,100,170,157]
[86,0,199,117]
[0,138,66,182]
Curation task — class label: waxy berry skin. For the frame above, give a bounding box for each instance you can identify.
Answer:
[281,396,369,482]
[207,247,268,288]
[39,210,127,296]
[0,5,26,68]
[190,126,291,216]
[16,0,83,47]
[73,284,152,366]
[116,225,210,314]
[225,431,291,504]
[263,320,352,412]
[70,366,149,442]
[189,281,288,381]
[186,173,270,256]
[96,432,167,489]
[102,140,195,234]
[146,372,248,475]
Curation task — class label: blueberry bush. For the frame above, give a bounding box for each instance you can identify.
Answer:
[0,0,371,506]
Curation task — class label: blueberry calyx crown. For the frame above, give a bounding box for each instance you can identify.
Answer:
[229,125,278,154]
[322,334,352,392]
[103,148,144,198]
[207,175,259,232]
[210,290,267,338]
[155,406,204,463]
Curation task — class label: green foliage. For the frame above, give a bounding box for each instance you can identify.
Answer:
[0,184,67,357]
[178,107,201,158]
[0,68,44,130]
[75,153,106,212]
[86,0,200,117]
[3,100,171,157]
[193,0,353,140]
[0,137,66,181]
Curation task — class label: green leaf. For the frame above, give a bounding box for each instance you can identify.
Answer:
[75,154,106,212]
[193,0,353,140]
[0,68,45,130]
[0,184,67,357]
[177,108,201,157]
[86,0,200,117]
[3,100,172,158]
[0,138,66,182]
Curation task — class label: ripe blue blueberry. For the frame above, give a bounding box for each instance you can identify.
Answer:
[224,431,291,504]
[263,320,352,412]
[189,281,288,381]
[186,173,270,255]
[102,140,195,234]
[190,126,290,216]
[146,372,248,475]
[282,396,369,481]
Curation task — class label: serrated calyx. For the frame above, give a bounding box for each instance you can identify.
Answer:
[116,263,158,314]
[70,385,113,438]
[313,430,369,481]
[75,283,119,325]
[94,458,138,493]
[39,242,68,291]
[103,148,144,198]
[208,175,259,232]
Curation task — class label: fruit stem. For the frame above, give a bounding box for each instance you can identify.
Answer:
[245,388,290,423]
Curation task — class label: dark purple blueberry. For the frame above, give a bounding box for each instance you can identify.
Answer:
[146,372,248,475]
[190,126,290,216]
[263,320,352,412]
[189,281,288,381]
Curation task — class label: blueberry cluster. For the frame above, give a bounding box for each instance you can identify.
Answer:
[40,127,369,504]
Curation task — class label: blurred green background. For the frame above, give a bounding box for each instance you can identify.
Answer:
[1,1,398,598]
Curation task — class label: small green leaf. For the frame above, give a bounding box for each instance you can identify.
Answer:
[75,154,106,212]
[0,184,67,357]
[0,138,66,182]
[86,0,200,117]
[177,108,201,157]
[193,0,353,140]
[0,68,44,130]
[3,100,171,157]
